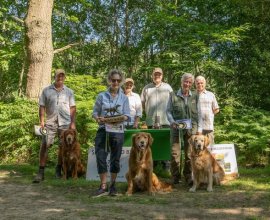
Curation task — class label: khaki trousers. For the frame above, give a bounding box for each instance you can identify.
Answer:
[170,128,192,182]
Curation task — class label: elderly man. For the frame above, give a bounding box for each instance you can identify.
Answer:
[167,73,199,185]
[141,67,173,171]
[195,75,219,146]
[33,69,76,183]
[141,67,173,128]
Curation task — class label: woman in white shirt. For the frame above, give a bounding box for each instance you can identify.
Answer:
[123,78,142,129]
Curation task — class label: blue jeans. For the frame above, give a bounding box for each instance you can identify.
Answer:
[94,128,124,174]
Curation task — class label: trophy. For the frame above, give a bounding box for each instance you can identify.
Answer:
[102,104,126,123]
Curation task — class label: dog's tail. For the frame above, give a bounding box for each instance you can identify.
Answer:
[213,163,225,185]
[152,173,173,192]
[77,162,86,177]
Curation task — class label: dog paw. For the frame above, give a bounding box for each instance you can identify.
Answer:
[148,191,156,196]
[189,188,196,192]
[126,192,132,196]
[207,187,213,192]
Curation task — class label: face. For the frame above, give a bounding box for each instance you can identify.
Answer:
[133,132,153,151]
[152,72,163,85]
[181,77,193,92]
[193,135,206,151]
[124,81,134,92]
[55,73,65,86]
[110,73,122,90]
[195,79,206,92]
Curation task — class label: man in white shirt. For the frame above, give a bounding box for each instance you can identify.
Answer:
[195,75,219,146]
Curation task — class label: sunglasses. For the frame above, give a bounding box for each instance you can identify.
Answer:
[111,79,121,83]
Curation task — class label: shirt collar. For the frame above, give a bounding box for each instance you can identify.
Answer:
[50,84,66,91]
[177,89,192,97]
[105,87,124,95]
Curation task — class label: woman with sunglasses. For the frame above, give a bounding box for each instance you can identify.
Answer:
[92,69,130,197]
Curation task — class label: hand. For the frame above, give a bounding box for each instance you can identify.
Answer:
[96,116,105,124]
[133,122,138,129]
[70,122,76,130]
[40,121,45,129]
[171,122,178,129]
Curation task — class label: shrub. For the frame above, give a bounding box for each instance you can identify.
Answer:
[215,98,270,166]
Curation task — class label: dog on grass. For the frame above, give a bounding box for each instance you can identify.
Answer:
[189,134,225,192]
[125,132,172,195]
[60,129,85,180]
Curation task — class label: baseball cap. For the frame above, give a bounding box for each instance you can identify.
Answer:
[152,67,163,74]
[55,69,66,76]
[125,78,134,84]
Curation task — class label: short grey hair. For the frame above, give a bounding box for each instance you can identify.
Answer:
[107,69,125,85]
[181,73,194,84]
[195,75,206,83]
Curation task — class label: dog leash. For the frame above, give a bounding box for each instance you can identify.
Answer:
[178,127,184,179]
[105,132,111,153]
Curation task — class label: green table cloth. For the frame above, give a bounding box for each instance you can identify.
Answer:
[124,128,171,161]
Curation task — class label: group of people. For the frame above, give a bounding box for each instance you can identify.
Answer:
[32,67,219,197]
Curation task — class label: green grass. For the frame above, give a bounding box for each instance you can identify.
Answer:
[1,164,270,219]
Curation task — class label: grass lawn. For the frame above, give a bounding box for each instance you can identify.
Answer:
[0,164,270,220]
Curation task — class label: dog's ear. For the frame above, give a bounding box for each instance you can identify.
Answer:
[204,135,210,148]
[72,129,77,140]
[132,133,137,146]
[147,133,153,146]
[188,135,195,146]
[60,130,66,139]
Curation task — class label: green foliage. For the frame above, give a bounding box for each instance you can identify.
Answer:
[0,98,40,163]
[215,98,270,166]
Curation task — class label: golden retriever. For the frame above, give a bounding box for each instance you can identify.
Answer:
[60,129,85,180]
[126,132,172,195]
[189,134,225,192]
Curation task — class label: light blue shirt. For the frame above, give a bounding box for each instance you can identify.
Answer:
[92,88,130,128]
[39,84,75,127]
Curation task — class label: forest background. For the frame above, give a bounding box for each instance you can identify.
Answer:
[0,0,270,167]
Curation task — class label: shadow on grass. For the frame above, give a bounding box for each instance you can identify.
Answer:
[1,164,270,219]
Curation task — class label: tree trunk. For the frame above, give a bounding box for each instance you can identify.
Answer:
[25,0,54,100]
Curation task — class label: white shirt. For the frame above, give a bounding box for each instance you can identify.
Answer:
[125,91,142,125]
[141,82,173,126]
[197,90,219,132]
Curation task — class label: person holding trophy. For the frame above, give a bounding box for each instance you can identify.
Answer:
[92,69,130,197]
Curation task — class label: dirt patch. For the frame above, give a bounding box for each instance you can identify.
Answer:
[0,170,269,220]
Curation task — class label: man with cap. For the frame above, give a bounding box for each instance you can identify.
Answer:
[123,78,142,129]
[141,67,173,128]
[33,68,76,183]
[141,67,173,170]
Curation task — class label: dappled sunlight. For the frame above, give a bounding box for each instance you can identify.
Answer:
[43,208,65,213]
[227,178,270,191]
[207,207,263,216]
[0,171,10,178]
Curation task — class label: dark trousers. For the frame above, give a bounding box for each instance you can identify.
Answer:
[94,128,124,174]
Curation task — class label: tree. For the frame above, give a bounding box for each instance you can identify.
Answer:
[25,0,54,100]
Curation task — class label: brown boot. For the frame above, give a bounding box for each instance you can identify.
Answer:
[32,168,44,183]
